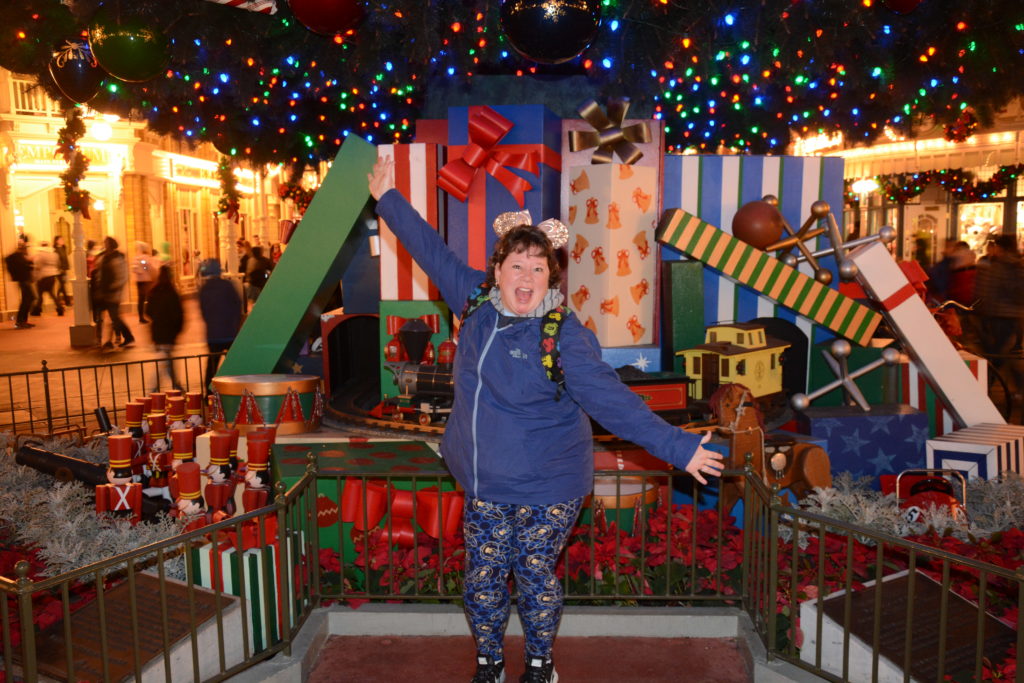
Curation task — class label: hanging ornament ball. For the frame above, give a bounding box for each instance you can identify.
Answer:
[288,0,364,36]
[500,0,602,65]
[48,41,106,104]
[883,0,923,14]
[731,200,784,250]
[88,12,167,83]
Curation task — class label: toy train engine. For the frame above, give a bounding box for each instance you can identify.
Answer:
[382,317,457,425]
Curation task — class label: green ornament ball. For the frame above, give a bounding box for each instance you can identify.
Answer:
[88,13,167,83]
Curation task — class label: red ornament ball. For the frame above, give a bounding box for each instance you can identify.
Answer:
[731,200,785,250]
[288,0,364,36]
[883,0,923,15]
[315,494,340,527]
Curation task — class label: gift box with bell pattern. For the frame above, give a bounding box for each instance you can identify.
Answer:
[566,163,659,347]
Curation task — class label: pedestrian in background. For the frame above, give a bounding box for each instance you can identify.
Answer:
[198,258,242,389]
[53,235,71,307]
[5,240,36,328]
[31,240,65,317]
[132,241,155,324]
[145,264,184,392]
[244,245,273,305]
[95,236,134,349]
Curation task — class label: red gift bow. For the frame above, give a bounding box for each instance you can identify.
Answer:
[341,478,464,548]
[385,313,441,336]
[438,106,540,207]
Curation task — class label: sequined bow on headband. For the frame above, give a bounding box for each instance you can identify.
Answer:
[492,210,569,249]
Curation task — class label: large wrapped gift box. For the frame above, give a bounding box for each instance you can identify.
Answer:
[926,423,1024,480]
[376,143,444,301]
[660,154,847,356]
[273,439,456,569]
[566,163,659,347]
[442,105,561,270]
[795,404,929,486]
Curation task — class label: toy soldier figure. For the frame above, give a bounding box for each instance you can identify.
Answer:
[205,430,236,519]
[123,400,148,484]
[242,435,272,513]
[167,396,188,431]
[185,391,206,434]
[143,412,172,500]
[172,461,208,533]
[95,434,143,525]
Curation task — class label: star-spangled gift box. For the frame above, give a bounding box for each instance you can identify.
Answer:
[442,105,562,271]
[795,404,929,487]
[926,423,1024,480]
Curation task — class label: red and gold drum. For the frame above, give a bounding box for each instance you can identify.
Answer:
[210,374,323,435]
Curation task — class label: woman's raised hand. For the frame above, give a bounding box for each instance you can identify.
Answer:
[368,156,395,200]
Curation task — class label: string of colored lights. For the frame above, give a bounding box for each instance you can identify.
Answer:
[3,0,1021,165]
[844,164,1024,204]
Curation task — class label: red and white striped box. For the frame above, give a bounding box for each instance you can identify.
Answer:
[896,350,987,437]
[376,144,444,301]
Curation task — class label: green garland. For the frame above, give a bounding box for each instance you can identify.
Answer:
[852,163,1024,204]
[214,156,241,221]
[56,109,91,218]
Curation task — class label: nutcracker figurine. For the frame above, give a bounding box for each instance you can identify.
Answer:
[170,428,195,470]
[95,434,142,525]
[172,461,208,533]
[205,430,237,519]
[143,412,172,500]
[185,391,206,432]
[167,396,187,431]
[149,392,167,414]
[242,435,273,513]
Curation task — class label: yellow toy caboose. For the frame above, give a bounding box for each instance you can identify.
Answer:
[676,323,790,400]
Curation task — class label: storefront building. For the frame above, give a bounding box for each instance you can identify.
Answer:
[796,99,1024,270]
[0,68,299,321]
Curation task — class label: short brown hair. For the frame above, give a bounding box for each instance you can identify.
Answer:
[485,225,561,289]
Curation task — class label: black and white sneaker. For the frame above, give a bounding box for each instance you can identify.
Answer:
[471,654,505,683]
[520,656,557,683]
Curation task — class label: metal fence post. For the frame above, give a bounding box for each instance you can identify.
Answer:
[15,561,37,682]
[765,485,782,662]
[41,360,53,436]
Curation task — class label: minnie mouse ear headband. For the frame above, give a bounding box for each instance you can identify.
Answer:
[492,210,569,249]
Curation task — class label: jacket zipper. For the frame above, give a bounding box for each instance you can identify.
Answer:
[471,316,500,496]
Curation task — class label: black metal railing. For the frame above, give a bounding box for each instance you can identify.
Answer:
[1,452,1021,682]
[0,353,223,436]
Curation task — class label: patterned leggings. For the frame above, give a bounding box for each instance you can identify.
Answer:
[462,496,583,660]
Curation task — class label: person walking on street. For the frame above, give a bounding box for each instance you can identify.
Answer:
[5,240,36,328]
[132,241,155,323]
[145,264,184,391]
[53,235,71,307]
[244,245,273,305]
[198,259,242,389]
[31,240,65,316]
[95,236,135,349]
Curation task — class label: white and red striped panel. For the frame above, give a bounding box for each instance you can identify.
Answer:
[204,0,278,14]
[377,144,443,301]
[899,351,987,436]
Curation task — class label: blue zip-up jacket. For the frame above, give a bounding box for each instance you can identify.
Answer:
[376,189,703,505]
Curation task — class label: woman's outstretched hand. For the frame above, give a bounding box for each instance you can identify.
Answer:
[368,156,395,200]
[684,431,725,485]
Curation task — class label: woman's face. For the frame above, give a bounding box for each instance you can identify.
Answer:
[493,247,550,315]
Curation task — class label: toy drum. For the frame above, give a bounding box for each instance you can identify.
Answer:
[210,374,323,435]
[583,475,661,533]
